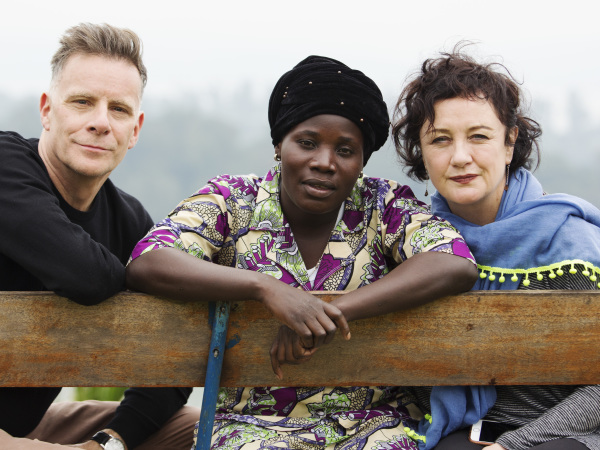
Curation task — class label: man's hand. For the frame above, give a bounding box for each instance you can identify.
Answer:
[68,442,100,449]
[68,429,127,450]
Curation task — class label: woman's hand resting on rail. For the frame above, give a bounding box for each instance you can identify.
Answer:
[258,276,351,350]
[270,324,319,379]
[126,248,350,352]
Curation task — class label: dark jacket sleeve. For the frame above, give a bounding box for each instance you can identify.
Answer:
[106,387,193,449]
[0,132,132,304]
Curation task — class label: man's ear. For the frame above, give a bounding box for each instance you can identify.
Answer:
[40,93,51,131]
[127,111,145,149]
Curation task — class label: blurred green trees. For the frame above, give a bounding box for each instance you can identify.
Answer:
[75,387,127,402]
[2,91,599,222]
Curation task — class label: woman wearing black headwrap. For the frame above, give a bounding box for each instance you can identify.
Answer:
[269,55,389,164]
[127,55,477,449]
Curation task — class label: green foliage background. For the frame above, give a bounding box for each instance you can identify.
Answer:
[75,387,126,402]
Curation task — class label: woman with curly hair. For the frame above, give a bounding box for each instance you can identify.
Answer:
[393,47,600,450]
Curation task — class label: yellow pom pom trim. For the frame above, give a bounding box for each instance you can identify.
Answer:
[476,260,600,289]
[404,427,426,443]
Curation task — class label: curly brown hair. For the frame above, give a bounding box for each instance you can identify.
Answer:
[392,45,541,181]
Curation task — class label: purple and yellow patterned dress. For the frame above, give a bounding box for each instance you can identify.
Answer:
[130,164,474,450]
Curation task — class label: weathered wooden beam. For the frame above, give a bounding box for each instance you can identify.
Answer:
[1,290,598,387]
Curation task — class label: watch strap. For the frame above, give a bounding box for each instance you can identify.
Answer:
[91,431,124,449]
[91,431,111,446]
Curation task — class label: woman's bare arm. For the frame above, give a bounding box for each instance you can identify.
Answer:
[270,252,477,377]
[331,251,477,322]
[126,247,350,348]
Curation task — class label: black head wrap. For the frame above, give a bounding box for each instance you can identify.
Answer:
[268,55,389,165]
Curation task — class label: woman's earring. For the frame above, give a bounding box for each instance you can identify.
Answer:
[424,179,429,197]
[359,171,364,178]
[274,154,281,162]
[504,164,510,191]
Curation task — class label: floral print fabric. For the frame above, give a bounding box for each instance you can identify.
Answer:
[209,386,422,449]
[130,164,474,449]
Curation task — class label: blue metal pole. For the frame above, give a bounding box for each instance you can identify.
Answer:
[195,301,230,450]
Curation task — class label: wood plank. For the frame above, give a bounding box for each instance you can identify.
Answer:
[1,291,599,387]
[0,291,211,387]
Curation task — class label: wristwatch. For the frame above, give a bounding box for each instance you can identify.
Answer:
[91,431,125,450]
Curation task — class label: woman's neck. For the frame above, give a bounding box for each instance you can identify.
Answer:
[447,188,504,226]
[450,203,498,226]
[285,207,343,269]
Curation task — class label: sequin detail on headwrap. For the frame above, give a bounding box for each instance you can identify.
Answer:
[268,55,389,164]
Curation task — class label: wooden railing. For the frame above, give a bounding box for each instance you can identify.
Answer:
[2,290,599,387]
[2,290,599,448]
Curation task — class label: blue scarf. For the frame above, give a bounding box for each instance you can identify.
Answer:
[410,168,600,449]
[432,168,600,290]
[413,386,497,450]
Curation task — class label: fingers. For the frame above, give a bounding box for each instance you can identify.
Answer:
[280,326,315,362]
[290,338,316,362]
[483,444,506,450]
[293,304,351,348]
[295,323,315,349]
[301,300,350,348]
[303,315,336,348]
[270,338,283,380]
[270,326,318,380]
[324,302,351,340]
[262,285,350,348]
[291,334,312,360]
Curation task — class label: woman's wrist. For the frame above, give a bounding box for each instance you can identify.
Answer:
[244,270,276,305]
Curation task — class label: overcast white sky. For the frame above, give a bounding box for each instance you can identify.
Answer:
[1,0,599,129]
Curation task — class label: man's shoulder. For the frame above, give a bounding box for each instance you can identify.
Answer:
[0,130,39,155]
[102,179,153,228]
[105,179,145,210]
[0,131,49,190]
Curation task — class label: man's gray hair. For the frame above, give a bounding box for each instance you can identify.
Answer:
[50,23,147,93]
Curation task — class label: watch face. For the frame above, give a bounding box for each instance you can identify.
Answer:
[104,438,125,450]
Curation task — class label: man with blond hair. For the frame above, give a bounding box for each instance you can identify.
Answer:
[0,23,198,449]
